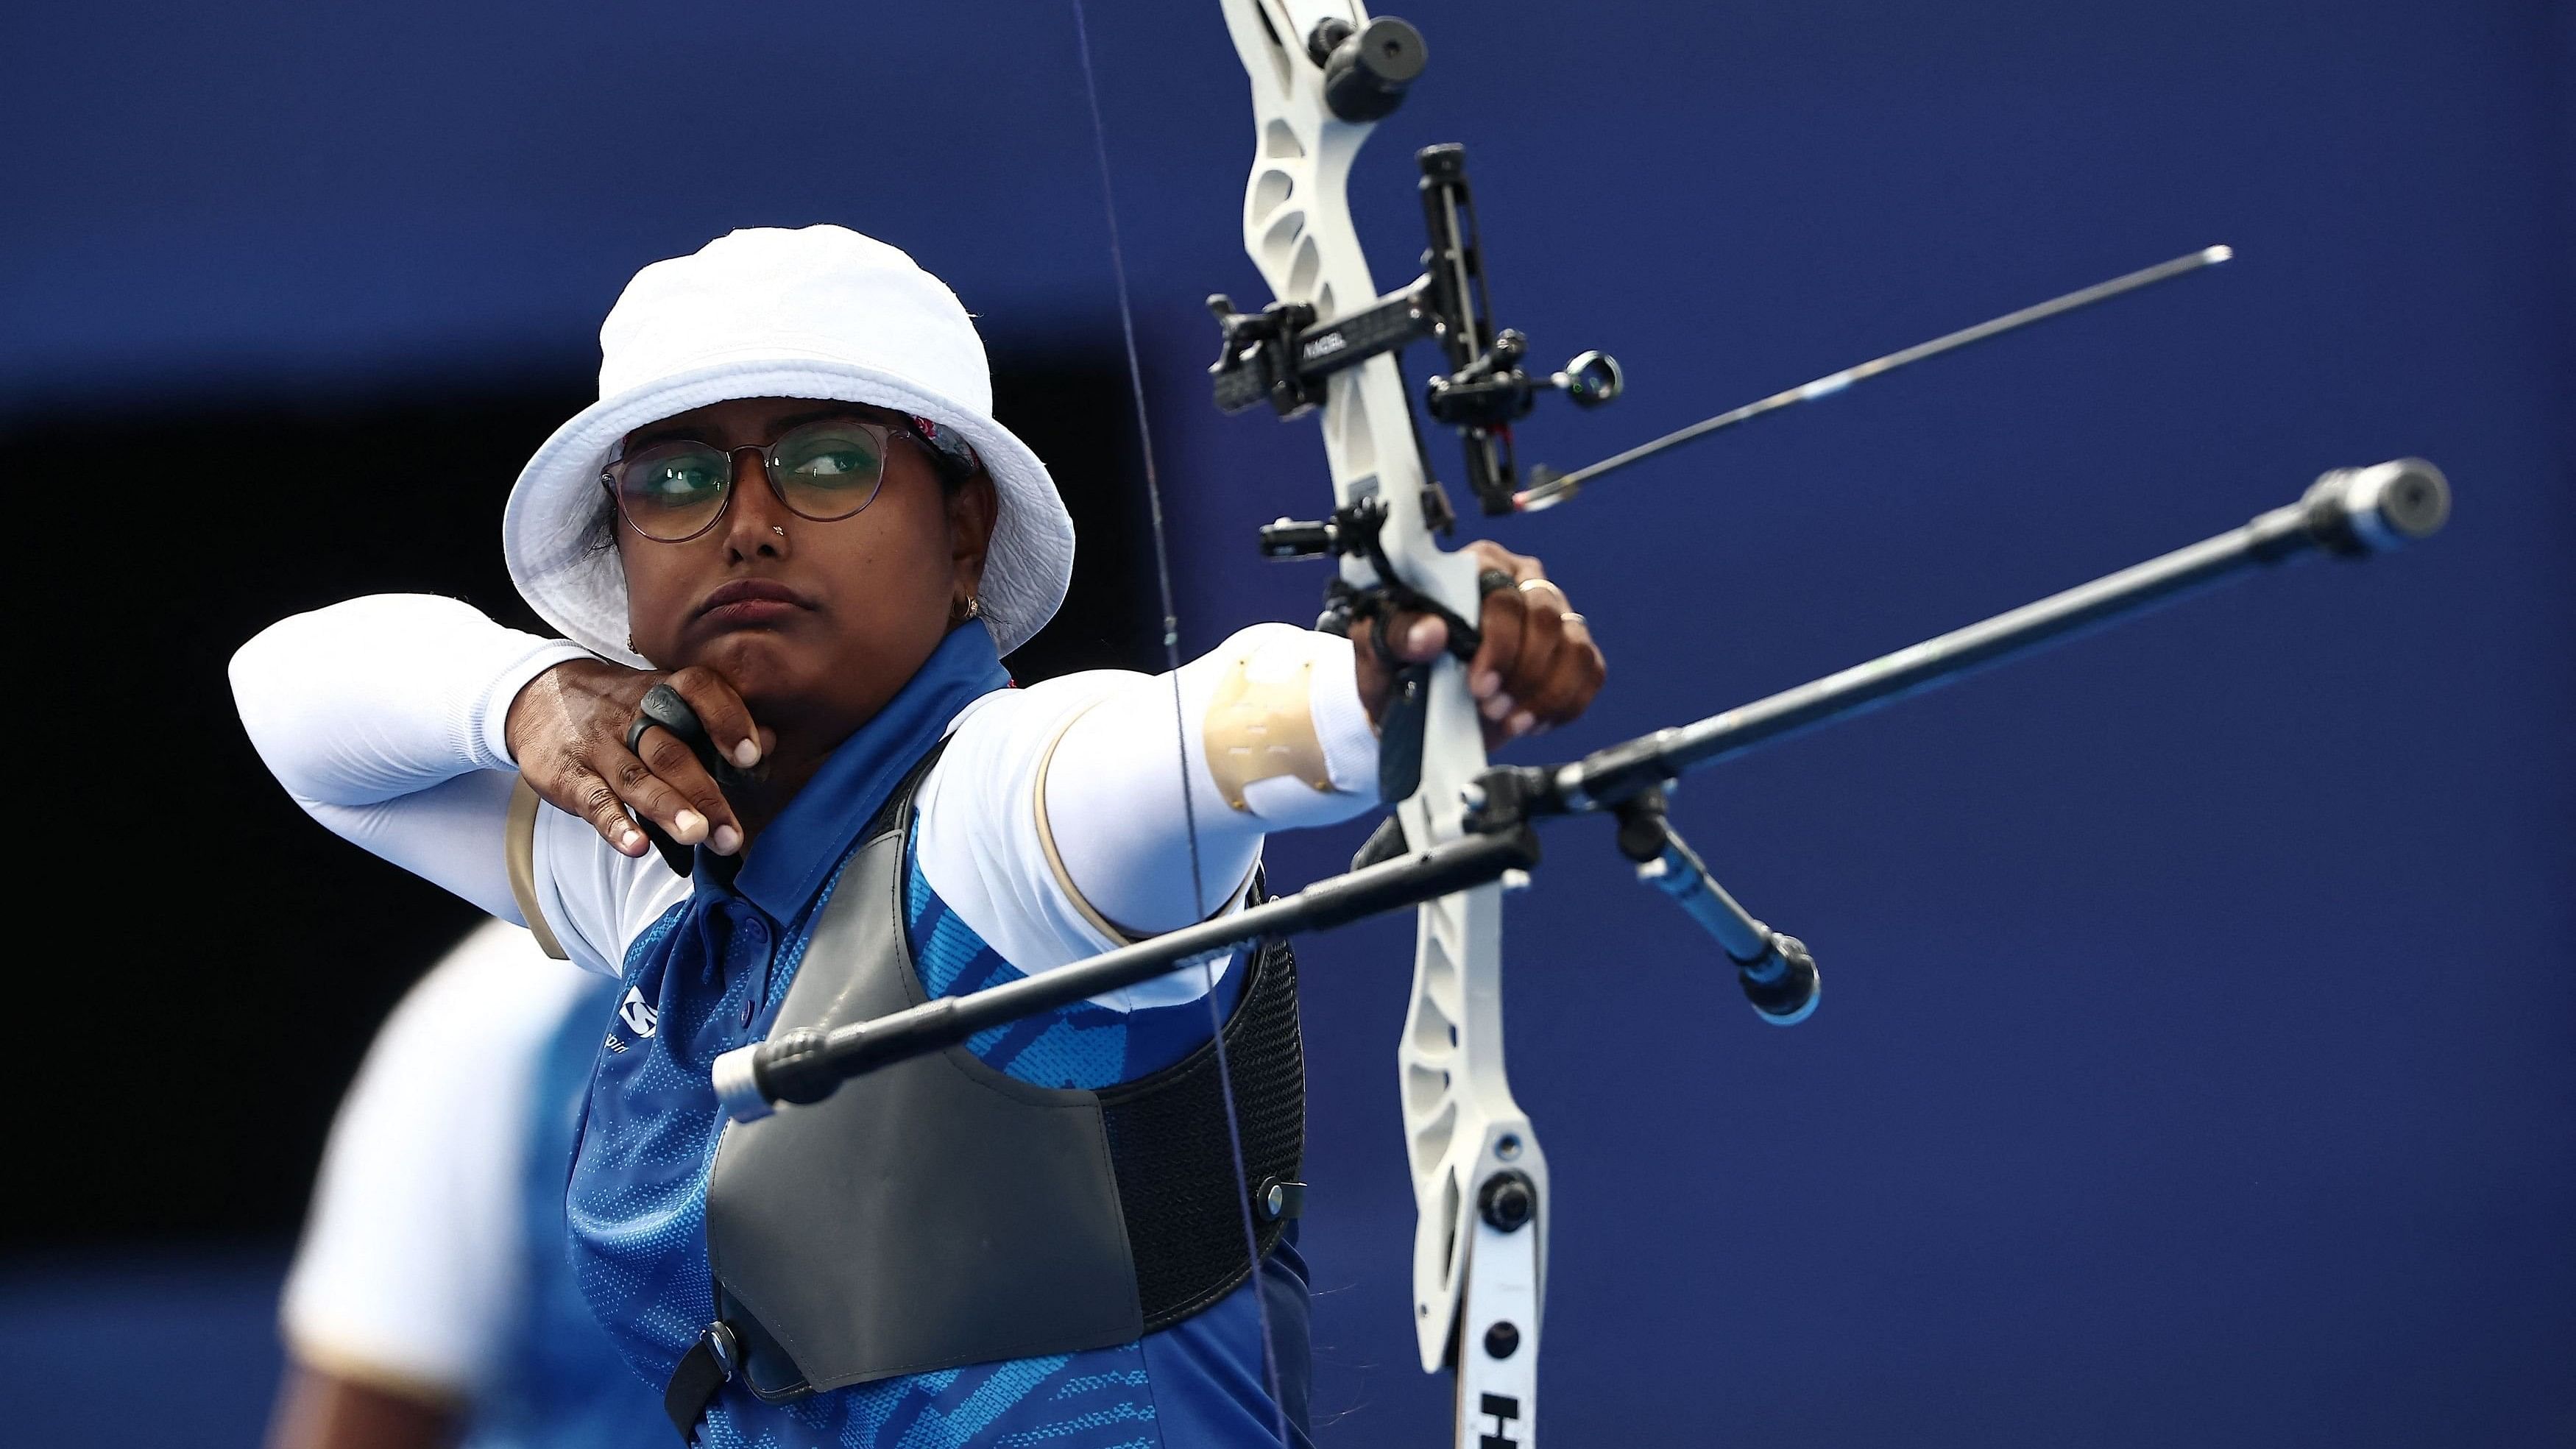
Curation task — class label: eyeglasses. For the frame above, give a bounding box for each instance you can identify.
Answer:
[603,414,944,544]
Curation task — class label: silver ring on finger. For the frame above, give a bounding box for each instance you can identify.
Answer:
[1558,611,1587,627]
[1517,577,1571,608]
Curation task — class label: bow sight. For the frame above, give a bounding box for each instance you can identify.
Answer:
[1207,15,1625,523]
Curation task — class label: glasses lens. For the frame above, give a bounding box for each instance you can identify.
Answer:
[770,420,889,522]
[615,443,732,540]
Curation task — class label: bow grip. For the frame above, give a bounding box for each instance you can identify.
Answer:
[1377,662,1433,802]
[1371,574,1492,804]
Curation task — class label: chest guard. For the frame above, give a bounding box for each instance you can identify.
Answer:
[695,761,1306,1408]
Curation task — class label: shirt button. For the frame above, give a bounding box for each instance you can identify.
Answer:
[739,993,759,1029]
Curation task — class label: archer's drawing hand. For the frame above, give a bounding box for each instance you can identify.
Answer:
[1354,539,1607,749]
[503,659,771,859]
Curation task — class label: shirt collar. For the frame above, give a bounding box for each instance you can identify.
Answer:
[721,624,1011,922]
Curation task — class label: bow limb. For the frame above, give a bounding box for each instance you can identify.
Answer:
[1220,1,1551,1434]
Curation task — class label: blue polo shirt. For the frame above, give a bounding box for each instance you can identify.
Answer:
[464,974,673,1449]
[562,626,1311,1448]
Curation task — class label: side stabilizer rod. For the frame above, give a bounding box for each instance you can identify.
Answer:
[713,826,1542,1121]
[1613,787,1821,1025]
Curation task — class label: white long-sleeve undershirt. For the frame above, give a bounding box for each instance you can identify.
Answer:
[232,594,592,922]
[230,596,1384,1009]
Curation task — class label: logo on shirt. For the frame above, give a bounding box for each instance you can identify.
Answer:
[619,986,659,1039]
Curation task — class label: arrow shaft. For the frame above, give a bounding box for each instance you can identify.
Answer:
[1521,245,2233,506]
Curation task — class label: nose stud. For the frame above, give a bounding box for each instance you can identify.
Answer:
[771,525,787,537]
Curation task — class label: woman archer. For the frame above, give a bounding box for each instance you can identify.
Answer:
[233,224,1605,1448]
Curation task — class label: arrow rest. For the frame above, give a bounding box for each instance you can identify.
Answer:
[1259,495,1487,799]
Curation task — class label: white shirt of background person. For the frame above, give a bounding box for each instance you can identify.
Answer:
[271,921,599,1439]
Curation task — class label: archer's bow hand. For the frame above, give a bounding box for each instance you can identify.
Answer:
[1354,540,1607,748]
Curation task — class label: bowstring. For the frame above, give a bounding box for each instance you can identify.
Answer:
[1066,4,1292,1442]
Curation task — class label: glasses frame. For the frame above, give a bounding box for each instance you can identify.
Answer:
[601,411,958,545]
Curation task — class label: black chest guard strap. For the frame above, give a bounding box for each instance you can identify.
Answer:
[688,748,1305,1421]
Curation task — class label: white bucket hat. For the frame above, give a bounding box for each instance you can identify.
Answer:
[503,224,1075,662]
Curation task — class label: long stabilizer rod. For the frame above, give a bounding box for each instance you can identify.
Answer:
[1547,458,2450,812]
[1516,246,2234,511]
[715,458,2448,1119]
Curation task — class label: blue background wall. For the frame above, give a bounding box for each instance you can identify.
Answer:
[7,1,2568,1445]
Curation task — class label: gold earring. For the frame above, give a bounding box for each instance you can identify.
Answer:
[962,595,983,620]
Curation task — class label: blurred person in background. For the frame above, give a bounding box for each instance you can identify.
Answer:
[232,224,1604,1448]
[264,919,668,1449]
